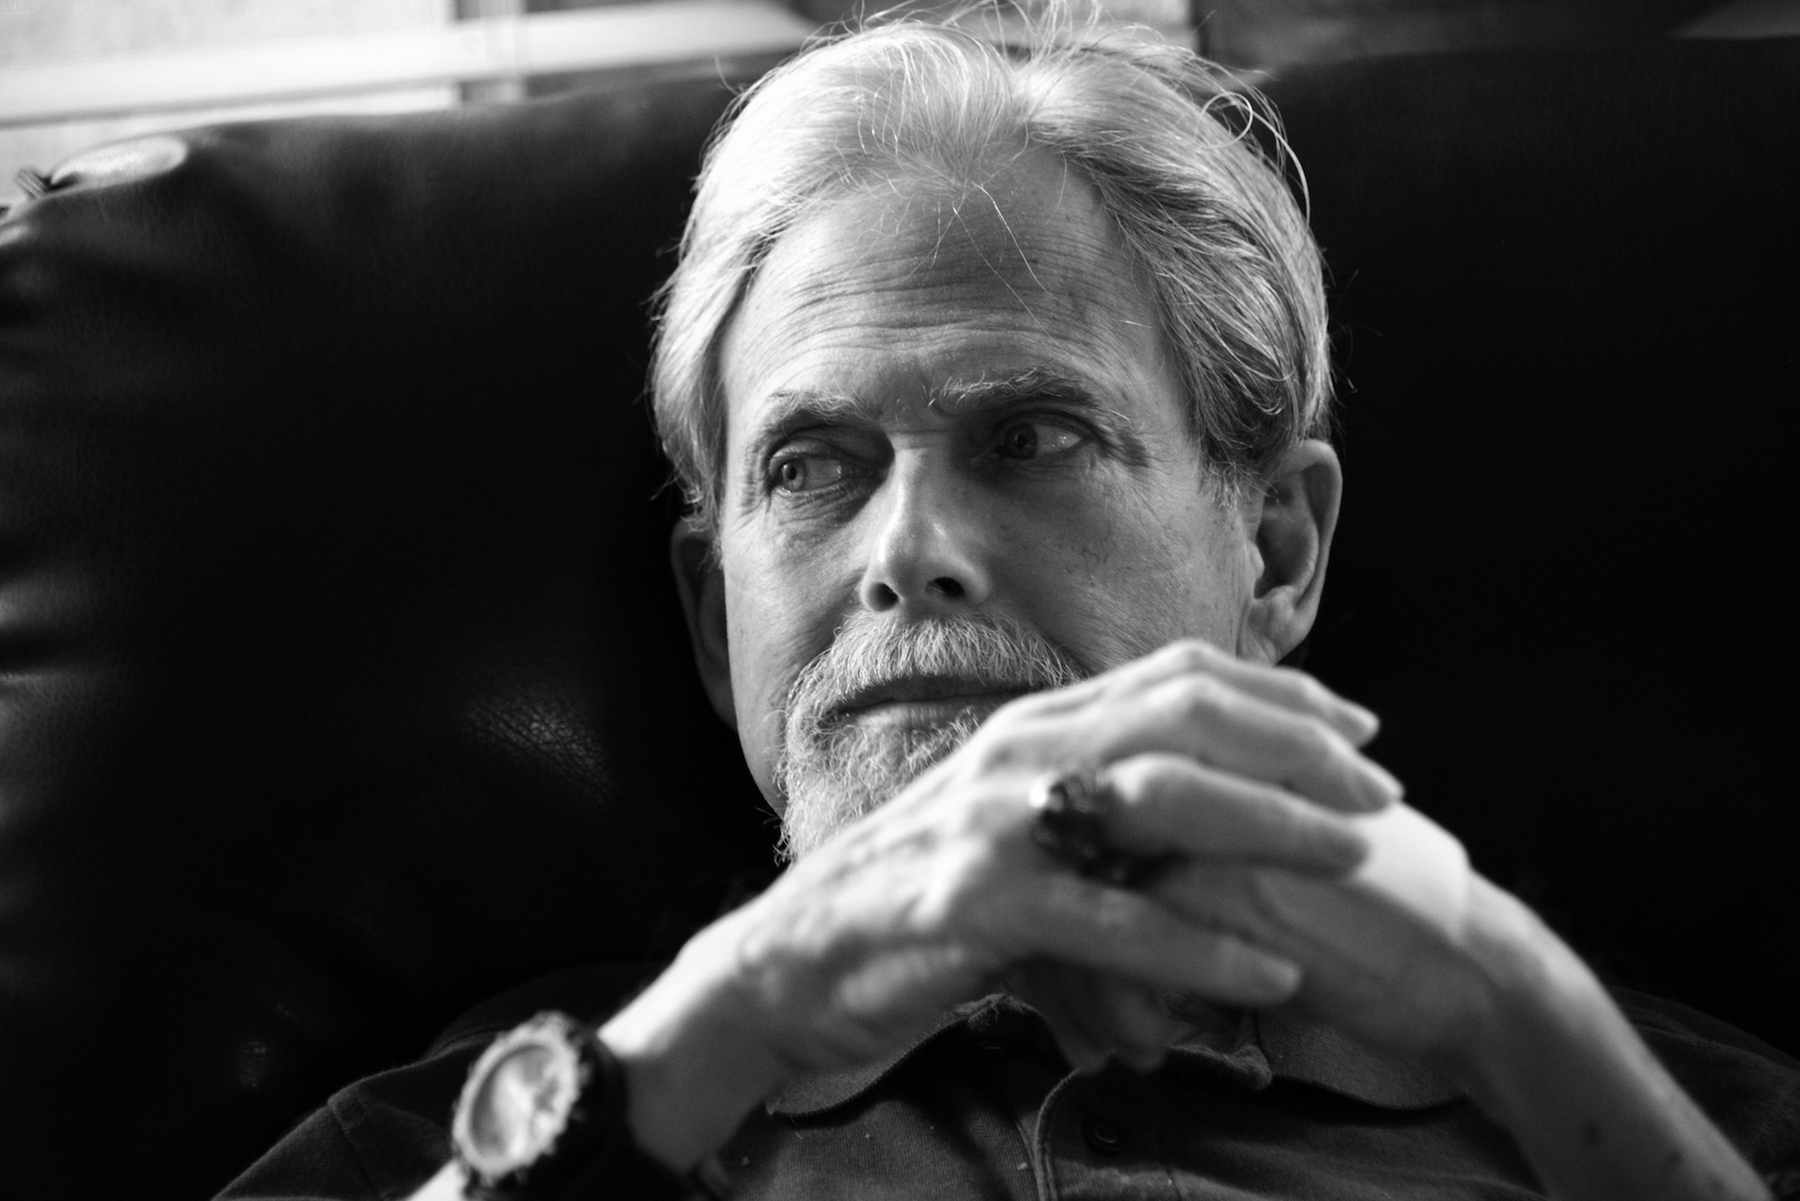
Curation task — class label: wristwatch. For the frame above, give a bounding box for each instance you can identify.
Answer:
[448,1010,715,1200]
[452,1012,611,1198]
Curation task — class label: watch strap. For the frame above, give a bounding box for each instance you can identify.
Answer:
[453,1012,703,1201]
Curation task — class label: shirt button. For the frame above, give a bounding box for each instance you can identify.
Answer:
[1082,1116,1125,1156]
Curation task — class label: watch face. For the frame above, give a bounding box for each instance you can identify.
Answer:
[454,1014,589,1181]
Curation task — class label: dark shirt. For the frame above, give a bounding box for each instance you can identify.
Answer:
[220,964,1800,1200]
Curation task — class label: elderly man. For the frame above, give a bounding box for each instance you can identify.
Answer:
[222,18,1797,1201]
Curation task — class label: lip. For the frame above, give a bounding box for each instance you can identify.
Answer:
[836,678,1030,727]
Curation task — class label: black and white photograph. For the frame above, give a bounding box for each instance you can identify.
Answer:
[1,1,1796,1197]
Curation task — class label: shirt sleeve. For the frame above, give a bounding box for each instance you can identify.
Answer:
[215,964,701,1201]
[215,1028,704,1201]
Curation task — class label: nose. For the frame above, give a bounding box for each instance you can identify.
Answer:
[858,458,993,615]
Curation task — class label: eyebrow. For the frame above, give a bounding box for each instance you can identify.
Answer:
[938,366,1119,419]
[746,365,1151,464]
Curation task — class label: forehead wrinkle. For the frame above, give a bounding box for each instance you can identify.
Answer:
[968,177,1050,298]
[948,184,1049,338]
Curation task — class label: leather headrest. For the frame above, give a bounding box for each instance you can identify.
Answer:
[1264,37,1800,1054]
[0,63,777,1198]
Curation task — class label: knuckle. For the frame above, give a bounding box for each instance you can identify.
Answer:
[1168,673,1231,722]
[1173,637,1231,677]
[1147,638,1219,680]
[999,687,1057,720]
[1100,754,1154,796]
[1109,752,1190,804]
[1163,638,1214,667]
[1290,671,1333,712]
[966,730,1025,774]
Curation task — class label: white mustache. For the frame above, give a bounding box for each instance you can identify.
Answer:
[771,610,1088,861]
[784,610,1088,734]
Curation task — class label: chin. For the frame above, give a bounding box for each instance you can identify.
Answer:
[775,710,984,861]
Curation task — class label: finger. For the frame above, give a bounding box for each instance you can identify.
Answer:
[1021,640,1378,745]
[1146,642,1379,747]
[1015,960,1110,1073]
[1101,753,1369,876]
[1011,873,1303,1008]
[1149,862,1296,952]
[1082,673,1400,813]
[1206,661,1380,748]
[1016,963,1180,1074]
[1070,973,1180,1073]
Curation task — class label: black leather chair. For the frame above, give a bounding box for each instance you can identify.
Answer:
[1273,37,1800,1052]
[1,35,1793,1200]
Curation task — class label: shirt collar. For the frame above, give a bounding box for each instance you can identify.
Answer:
[767,993,1461,1117]
[1253,1005,1462,1108]
[768,1001,974,1117]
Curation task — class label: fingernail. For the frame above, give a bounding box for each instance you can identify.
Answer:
[1316,823,1370,873]
[1340,702,1380,743]
[1247,956,1303,1003]
[1360,759,1403,809]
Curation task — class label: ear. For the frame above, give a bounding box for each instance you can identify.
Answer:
[1240,439,1342,665]
[670,522,737,729]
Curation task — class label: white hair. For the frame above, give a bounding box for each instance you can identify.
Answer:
[650,15,1333,541]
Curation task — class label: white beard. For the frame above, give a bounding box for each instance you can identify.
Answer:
[773,610,1086,861]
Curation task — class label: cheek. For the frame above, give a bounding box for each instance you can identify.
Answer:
[1007,487,1250,668]
[721,533,844,769]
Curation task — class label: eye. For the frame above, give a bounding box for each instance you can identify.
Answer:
[770,451,847,493]
[995,419,1085,461]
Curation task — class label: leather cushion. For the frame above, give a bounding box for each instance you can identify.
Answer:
[0,63,777,1198]
[1266,37,1800,1055]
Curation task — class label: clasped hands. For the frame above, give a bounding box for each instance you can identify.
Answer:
[603,639,1571,1170]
